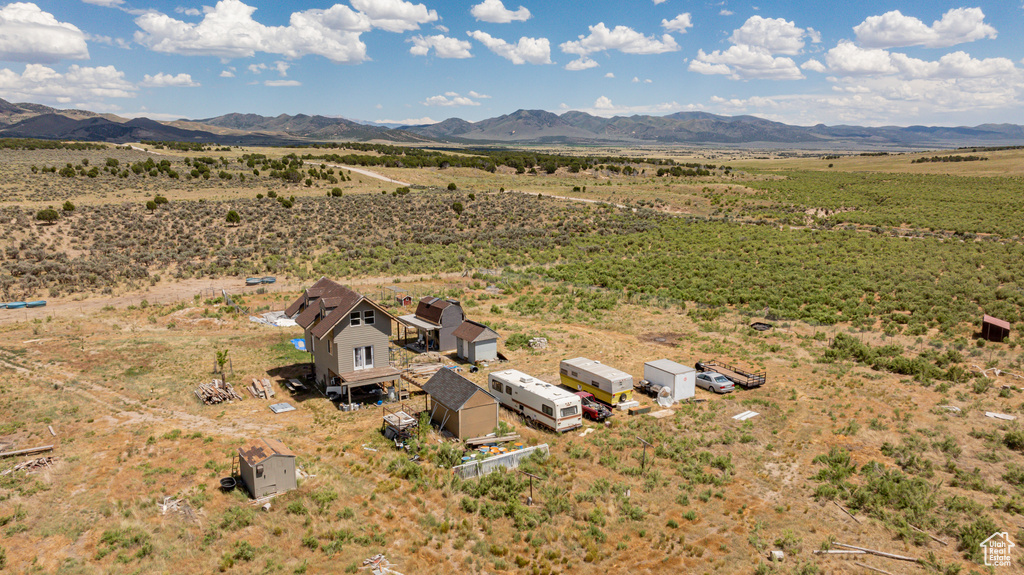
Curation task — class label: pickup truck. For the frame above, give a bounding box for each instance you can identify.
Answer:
[575,391,613,421]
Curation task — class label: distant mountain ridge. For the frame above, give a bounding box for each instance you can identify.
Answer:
[1,97,1023,148]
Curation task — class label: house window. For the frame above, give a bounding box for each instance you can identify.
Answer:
[328,339,332,355]
[354,346,373,370]
[542,405,554,417]
[363,310,375,325]
[349,312,361,326]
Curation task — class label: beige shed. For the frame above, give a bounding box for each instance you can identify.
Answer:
[237,438,297,499]
[422,369,499,440]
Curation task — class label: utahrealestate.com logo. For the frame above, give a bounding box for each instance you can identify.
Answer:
[980,532,1015,567]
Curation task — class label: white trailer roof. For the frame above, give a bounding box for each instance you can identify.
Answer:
[644,359,695,375]
[561,357,632,381]
[491,369,578,404]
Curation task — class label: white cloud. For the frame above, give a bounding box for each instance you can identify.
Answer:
[133,0,370,63]
[825,41,1019,81]
[141,72,199,87]
[470,0,531,23]
[86,33,131,49]
[248,61,290,76]
[561,23,680,57]
[265,79,301,87]
[0,3,90,63]
[423,92,482,106]
[644,78,652,83]
[825,42,896,75]
[0,63,135,103]
[662,13,693,34]
[720,9,734,16]
[631,76,639,83]
[409,34,473,58]
[174,6,201,17]
[82,0,124,6]
[349,0,438,33]
[565,56,598,70]
[691,44,804,80]
[467,90,490,98]
[467,30,551,64]
[219,69,235,77]
[604,72,614,78]
[730,15,811,55]
[376,116,438,124]
[801,58,826,73]
[652,0,667,4]
[854,7,997,49]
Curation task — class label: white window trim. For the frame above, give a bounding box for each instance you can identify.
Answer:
[349,311,361,326]
[363,309,375,325]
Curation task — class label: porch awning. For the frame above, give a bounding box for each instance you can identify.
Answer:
[398,314,440,331]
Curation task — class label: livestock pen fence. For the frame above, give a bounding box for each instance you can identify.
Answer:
[452,444,549,480]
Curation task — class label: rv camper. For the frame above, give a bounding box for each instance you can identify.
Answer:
[488,369,583,433]
[559,357,634,405]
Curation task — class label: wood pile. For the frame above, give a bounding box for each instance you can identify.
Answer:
[194,379,243,404]
[1,456,55,476]
[247,378,276,399]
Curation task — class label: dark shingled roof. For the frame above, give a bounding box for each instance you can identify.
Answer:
[291,279,362,330]
[284,277,336,317]
[422,368,496,412]
[238,438,295,467]
[310,295,397,340]
[452,320,499,343]
[414,297,453,326]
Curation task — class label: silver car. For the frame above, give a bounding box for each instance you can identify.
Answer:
[696,372,735,394]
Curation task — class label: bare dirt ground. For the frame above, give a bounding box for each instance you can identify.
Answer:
[1,276,1022,575]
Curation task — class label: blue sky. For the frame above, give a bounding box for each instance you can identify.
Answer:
[0,0,1021,126]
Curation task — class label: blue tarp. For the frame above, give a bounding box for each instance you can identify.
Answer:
[290,338,307,352]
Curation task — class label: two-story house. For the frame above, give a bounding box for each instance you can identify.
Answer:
[286,278,400,404]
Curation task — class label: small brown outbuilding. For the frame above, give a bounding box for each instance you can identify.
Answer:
[422,369,499,440]
[982,314,1011,342]
[238,438,297,499]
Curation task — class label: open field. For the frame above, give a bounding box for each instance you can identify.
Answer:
[1,141,1023,574]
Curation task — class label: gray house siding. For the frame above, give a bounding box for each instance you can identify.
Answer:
[437,305,464,352]
[330,301,391,374]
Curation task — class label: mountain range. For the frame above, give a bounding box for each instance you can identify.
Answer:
[1,98,1023,149]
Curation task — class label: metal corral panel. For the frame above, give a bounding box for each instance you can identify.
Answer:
[644,359,695,402]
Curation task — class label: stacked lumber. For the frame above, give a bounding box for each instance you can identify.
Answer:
[401,363,459,386]
[1,456,55,476]
[194,379,243,404]
[247,378,277,399]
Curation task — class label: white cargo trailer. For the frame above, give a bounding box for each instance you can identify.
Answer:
[488,369,583,433]
[643,359,695,402]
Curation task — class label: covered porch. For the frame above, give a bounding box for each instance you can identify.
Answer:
[396,314,442,353]
[325,365,405,406]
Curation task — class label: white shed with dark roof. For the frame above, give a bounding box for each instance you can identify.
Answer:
[452,320,500,363]
[422,369,499,440]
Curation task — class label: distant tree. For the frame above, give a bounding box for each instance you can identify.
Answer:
[35,208,59,224]
[468,193,476,201]
[452,201,464,216]
[145,200,157,211]
[330,187,343,197]
[447,182,457,191]
[62,201,75,212]
[225,210,241,225]
[153,195,168,206]
[267,190,278,198]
